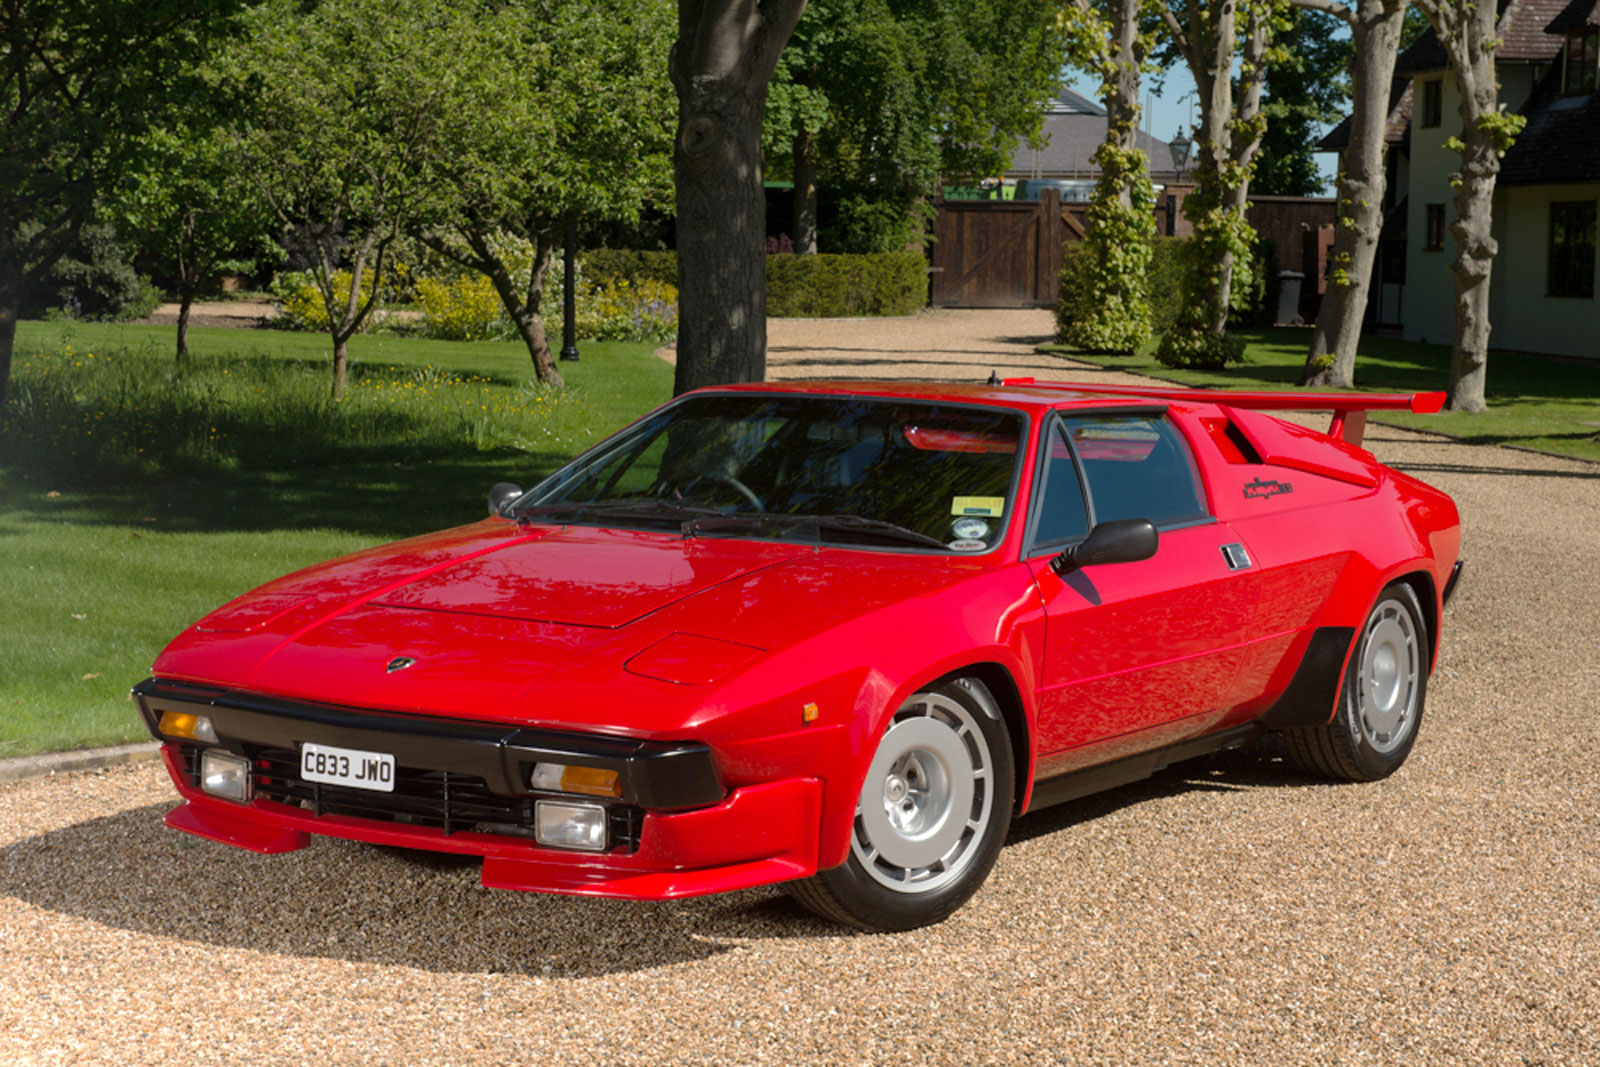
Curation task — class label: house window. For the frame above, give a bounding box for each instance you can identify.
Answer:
[1548,201,1597,298]
[1425,204,1446,251]
[1563,31,1598,95]
[1420,79,1443,127]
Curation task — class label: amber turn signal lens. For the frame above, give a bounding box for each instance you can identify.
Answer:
[530,761,621,798]
[157,710,218,744]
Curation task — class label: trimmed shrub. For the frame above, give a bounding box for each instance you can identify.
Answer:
[579,249,677,289]
[581,249,926,318]
[765,252,926,316]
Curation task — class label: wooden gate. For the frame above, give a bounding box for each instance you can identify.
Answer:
[929,189,1087,308]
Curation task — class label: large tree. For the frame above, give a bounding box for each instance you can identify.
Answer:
[1253,7,1349,196]
[118,122,274,360]
[413,0,675,387]
[1059,0,1158,353]
[670,0,808,395]
[0,0,243,420]
[766,0,1067,254]
[1155,0,1282,367]
[1411,0,1523,412]
[1293,0,1407,389]
[225,0,446,396]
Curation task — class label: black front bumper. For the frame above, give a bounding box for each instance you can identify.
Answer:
[132,678,725,812]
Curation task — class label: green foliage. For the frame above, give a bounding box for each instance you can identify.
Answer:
[1254,8,1349,196]
[580,249,927,317]
[0,0,247,317]
[763,0,1071,248]
[578,277,678,344]
[25,216,162,322]
[1059,141,1157,353]
[580,250,679,289]
[416,274,505,342]
[271,271,378,334]
[765,253,928,317]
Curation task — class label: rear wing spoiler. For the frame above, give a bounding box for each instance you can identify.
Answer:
[1001,379,1446,447]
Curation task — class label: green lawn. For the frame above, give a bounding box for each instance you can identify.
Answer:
[0,321,673,757]
[1043,327,1600,464]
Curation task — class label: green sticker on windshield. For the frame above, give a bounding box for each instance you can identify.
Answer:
[952,496,1003,517]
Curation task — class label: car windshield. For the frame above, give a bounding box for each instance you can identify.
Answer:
[517,393,1026,553]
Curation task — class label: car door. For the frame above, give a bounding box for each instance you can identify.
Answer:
[1026,410,1259,777]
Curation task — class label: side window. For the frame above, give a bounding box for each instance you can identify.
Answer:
[1065,414,1206,526]
[1032,425,1090,546]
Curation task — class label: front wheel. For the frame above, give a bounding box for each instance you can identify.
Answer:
[787,677,1013,931]
[1284,582,1429,781]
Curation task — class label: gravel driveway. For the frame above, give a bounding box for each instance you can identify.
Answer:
[5,309,1599,1064]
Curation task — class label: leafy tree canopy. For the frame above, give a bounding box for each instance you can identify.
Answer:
[1253,6,1349,196]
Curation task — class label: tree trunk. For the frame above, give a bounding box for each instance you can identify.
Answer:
[332,337,349,396]
[1300,0,1405,388]
[486,234,564,388]
[0,303,15,425]
[1445,59,1503,412]
[1183,0,1240,335]
[792,125,819,254]
[669,0,808,396]
[176,287,195,362]
[1416,0,1517,412]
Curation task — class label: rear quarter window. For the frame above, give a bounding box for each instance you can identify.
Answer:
[1065,414,1207,527]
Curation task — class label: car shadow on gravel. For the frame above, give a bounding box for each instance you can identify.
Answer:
[0,804,838,976]
[1005,738,1337,846]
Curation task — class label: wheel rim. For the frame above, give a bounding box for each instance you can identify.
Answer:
[851,692,993,895]
[1352,597,1421,754]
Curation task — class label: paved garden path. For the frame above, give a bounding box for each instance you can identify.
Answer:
[4,308,1598,1064]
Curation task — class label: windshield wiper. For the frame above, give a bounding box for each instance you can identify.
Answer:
[512,499,725,524]
[683,513,949,550]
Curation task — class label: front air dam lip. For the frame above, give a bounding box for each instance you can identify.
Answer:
[132,677,723,810]
[159,748,823,900]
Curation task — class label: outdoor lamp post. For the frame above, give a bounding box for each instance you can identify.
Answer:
[560,223,579,362]
[1168,130,1192,179]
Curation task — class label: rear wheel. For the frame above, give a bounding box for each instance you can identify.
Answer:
[787,677,1013,931]
[1284,582,1429,781]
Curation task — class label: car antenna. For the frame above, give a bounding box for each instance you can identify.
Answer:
[987,370,1000,386]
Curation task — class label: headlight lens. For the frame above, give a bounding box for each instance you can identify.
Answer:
[534,800,608,851]
[199,751,251,802]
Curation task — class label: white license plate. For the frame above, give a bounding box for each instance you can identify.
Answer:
[300,742,395,793]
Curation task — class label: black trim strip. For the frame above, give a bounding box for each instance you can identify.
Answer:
[133,678,724,811]
[1028,724,1262,811]
[1442,560,1465,607]
[1254,626,1356,730]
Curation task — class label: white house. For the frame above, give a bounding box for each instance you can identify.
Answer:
[1394,0,1599,358]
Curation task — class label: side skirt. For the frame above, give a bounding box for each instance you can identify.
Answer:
[1026,724,1263,812]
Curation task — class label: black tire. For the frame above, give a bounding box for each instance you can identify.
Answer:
[787,676,1014,932]
[1284,582,1429,781]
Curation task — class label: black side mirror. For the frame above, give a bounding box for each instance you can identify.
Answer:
[488,482,523,516]
[1051,518,1159,574]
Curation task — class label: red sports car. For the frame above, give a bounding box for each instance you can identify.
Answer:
[135,380,1462,930]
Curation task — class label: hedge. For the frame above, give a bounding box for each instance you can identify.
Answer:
[581,249,927,318]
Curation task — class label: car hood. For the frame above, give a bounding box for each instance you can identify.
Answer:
[153,520,811,716]
[153,519,998,732]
